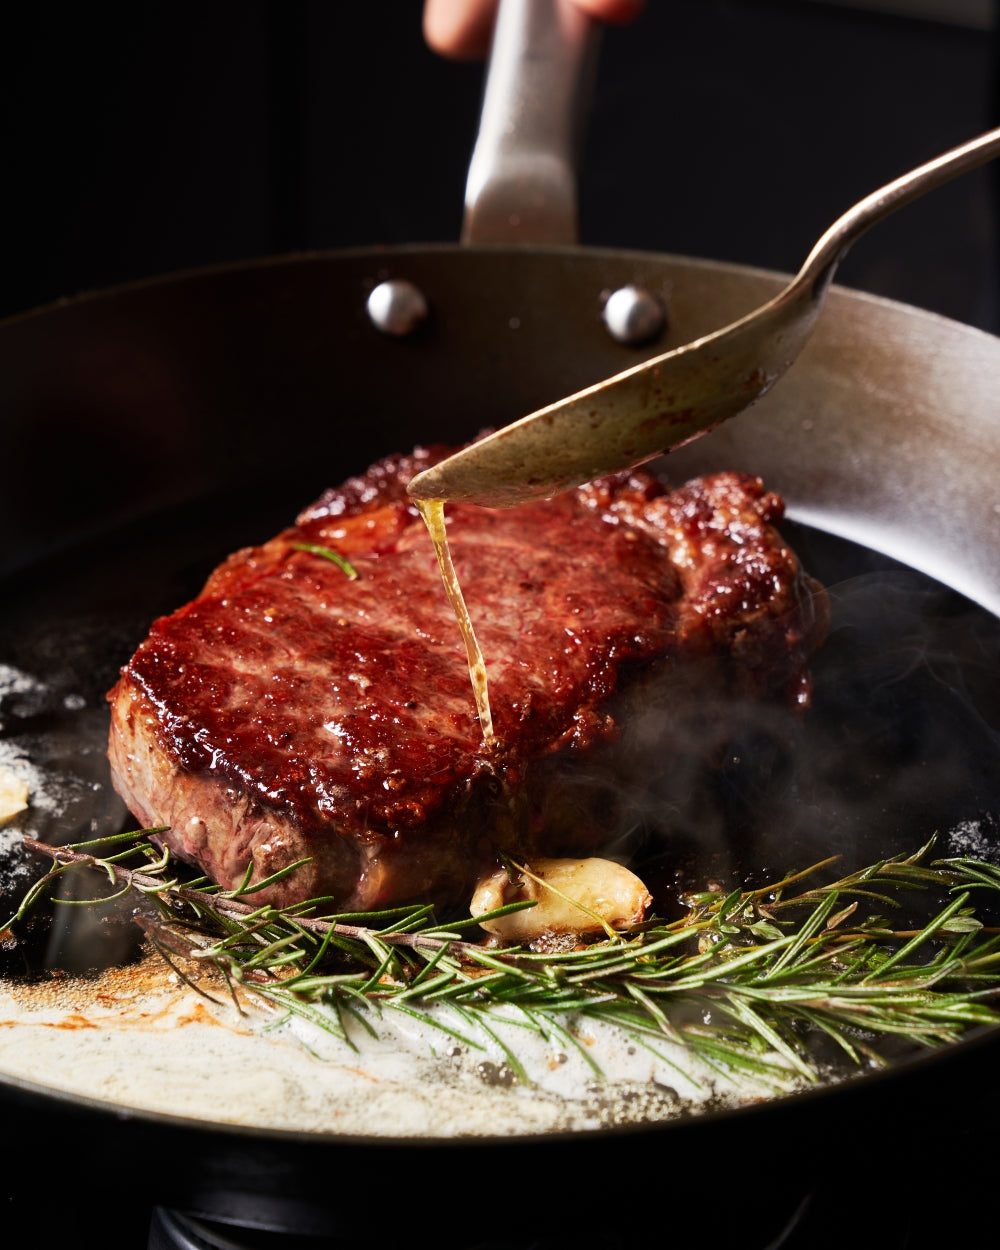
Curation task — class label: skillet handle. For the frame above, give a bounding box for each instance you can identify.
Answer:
[461,0,599,246]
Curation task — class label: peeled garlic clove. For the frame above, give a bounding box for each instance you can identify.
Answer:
[471,857,652,942]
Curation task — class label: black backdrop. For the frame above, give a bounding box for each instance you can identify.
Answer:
[3,0,998,330]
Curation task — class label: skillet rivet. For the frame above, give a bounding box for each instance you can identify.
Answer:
[367,280,429,337]
[602,285,666,346]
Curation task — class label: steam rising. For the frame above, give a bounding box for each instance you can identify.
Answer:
[550,544,1000,902]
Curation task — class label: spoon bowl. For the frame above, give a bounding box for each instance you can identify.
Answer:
[408,125,1000,508]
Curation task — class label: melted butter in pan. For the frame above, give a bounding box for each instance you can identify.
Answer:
[0,943,800,1136]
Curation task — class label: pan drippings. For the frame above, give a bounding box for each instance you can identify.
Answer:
[416,499,495,745]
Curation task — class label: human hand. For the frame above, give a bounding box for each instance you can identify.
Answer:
[423,0,645,60]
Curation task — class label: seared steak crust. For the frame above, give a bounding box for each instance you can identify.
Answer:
[107,447,828,908]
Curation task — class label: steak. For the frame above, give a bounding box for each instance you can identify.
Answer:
[107,446,829,910]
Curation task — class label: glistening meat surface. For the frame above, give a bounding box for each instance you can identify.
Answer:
[107,447,829,909]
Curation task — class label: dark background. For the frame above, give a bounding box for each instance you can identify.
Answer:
[3,0,998,331]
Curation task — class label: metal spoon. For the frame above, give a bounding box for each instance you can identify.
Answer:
[408,125,1000,508]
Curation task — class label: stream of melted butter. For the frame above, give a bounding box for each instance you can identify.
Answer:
[416,500,495,745]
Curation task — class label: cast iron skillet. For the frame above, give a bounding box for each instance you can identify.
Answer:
[2,1,1000,1240]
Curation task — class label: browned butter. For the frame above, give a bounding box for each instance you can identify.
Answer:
[416,500,495,745]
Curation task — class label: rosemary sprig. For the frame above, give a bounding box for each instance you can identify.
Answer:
[7,832,1000,1086]
[292,542,359,580]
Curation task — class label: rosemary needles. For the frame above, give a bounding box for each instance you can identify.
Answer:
[6,832,1000,1086]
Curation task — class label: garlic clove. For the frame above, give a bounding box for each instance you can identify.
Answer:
[471,856,652,942]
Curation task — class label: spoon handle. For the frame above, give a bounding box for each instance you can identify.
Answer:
[796,126,1000,300]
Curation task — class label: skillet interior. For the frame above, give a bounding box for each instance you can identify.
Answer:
[2,246,1000,1231]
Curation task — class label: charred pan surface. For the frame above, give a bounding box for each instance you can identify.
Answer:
[107,447,828,909]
